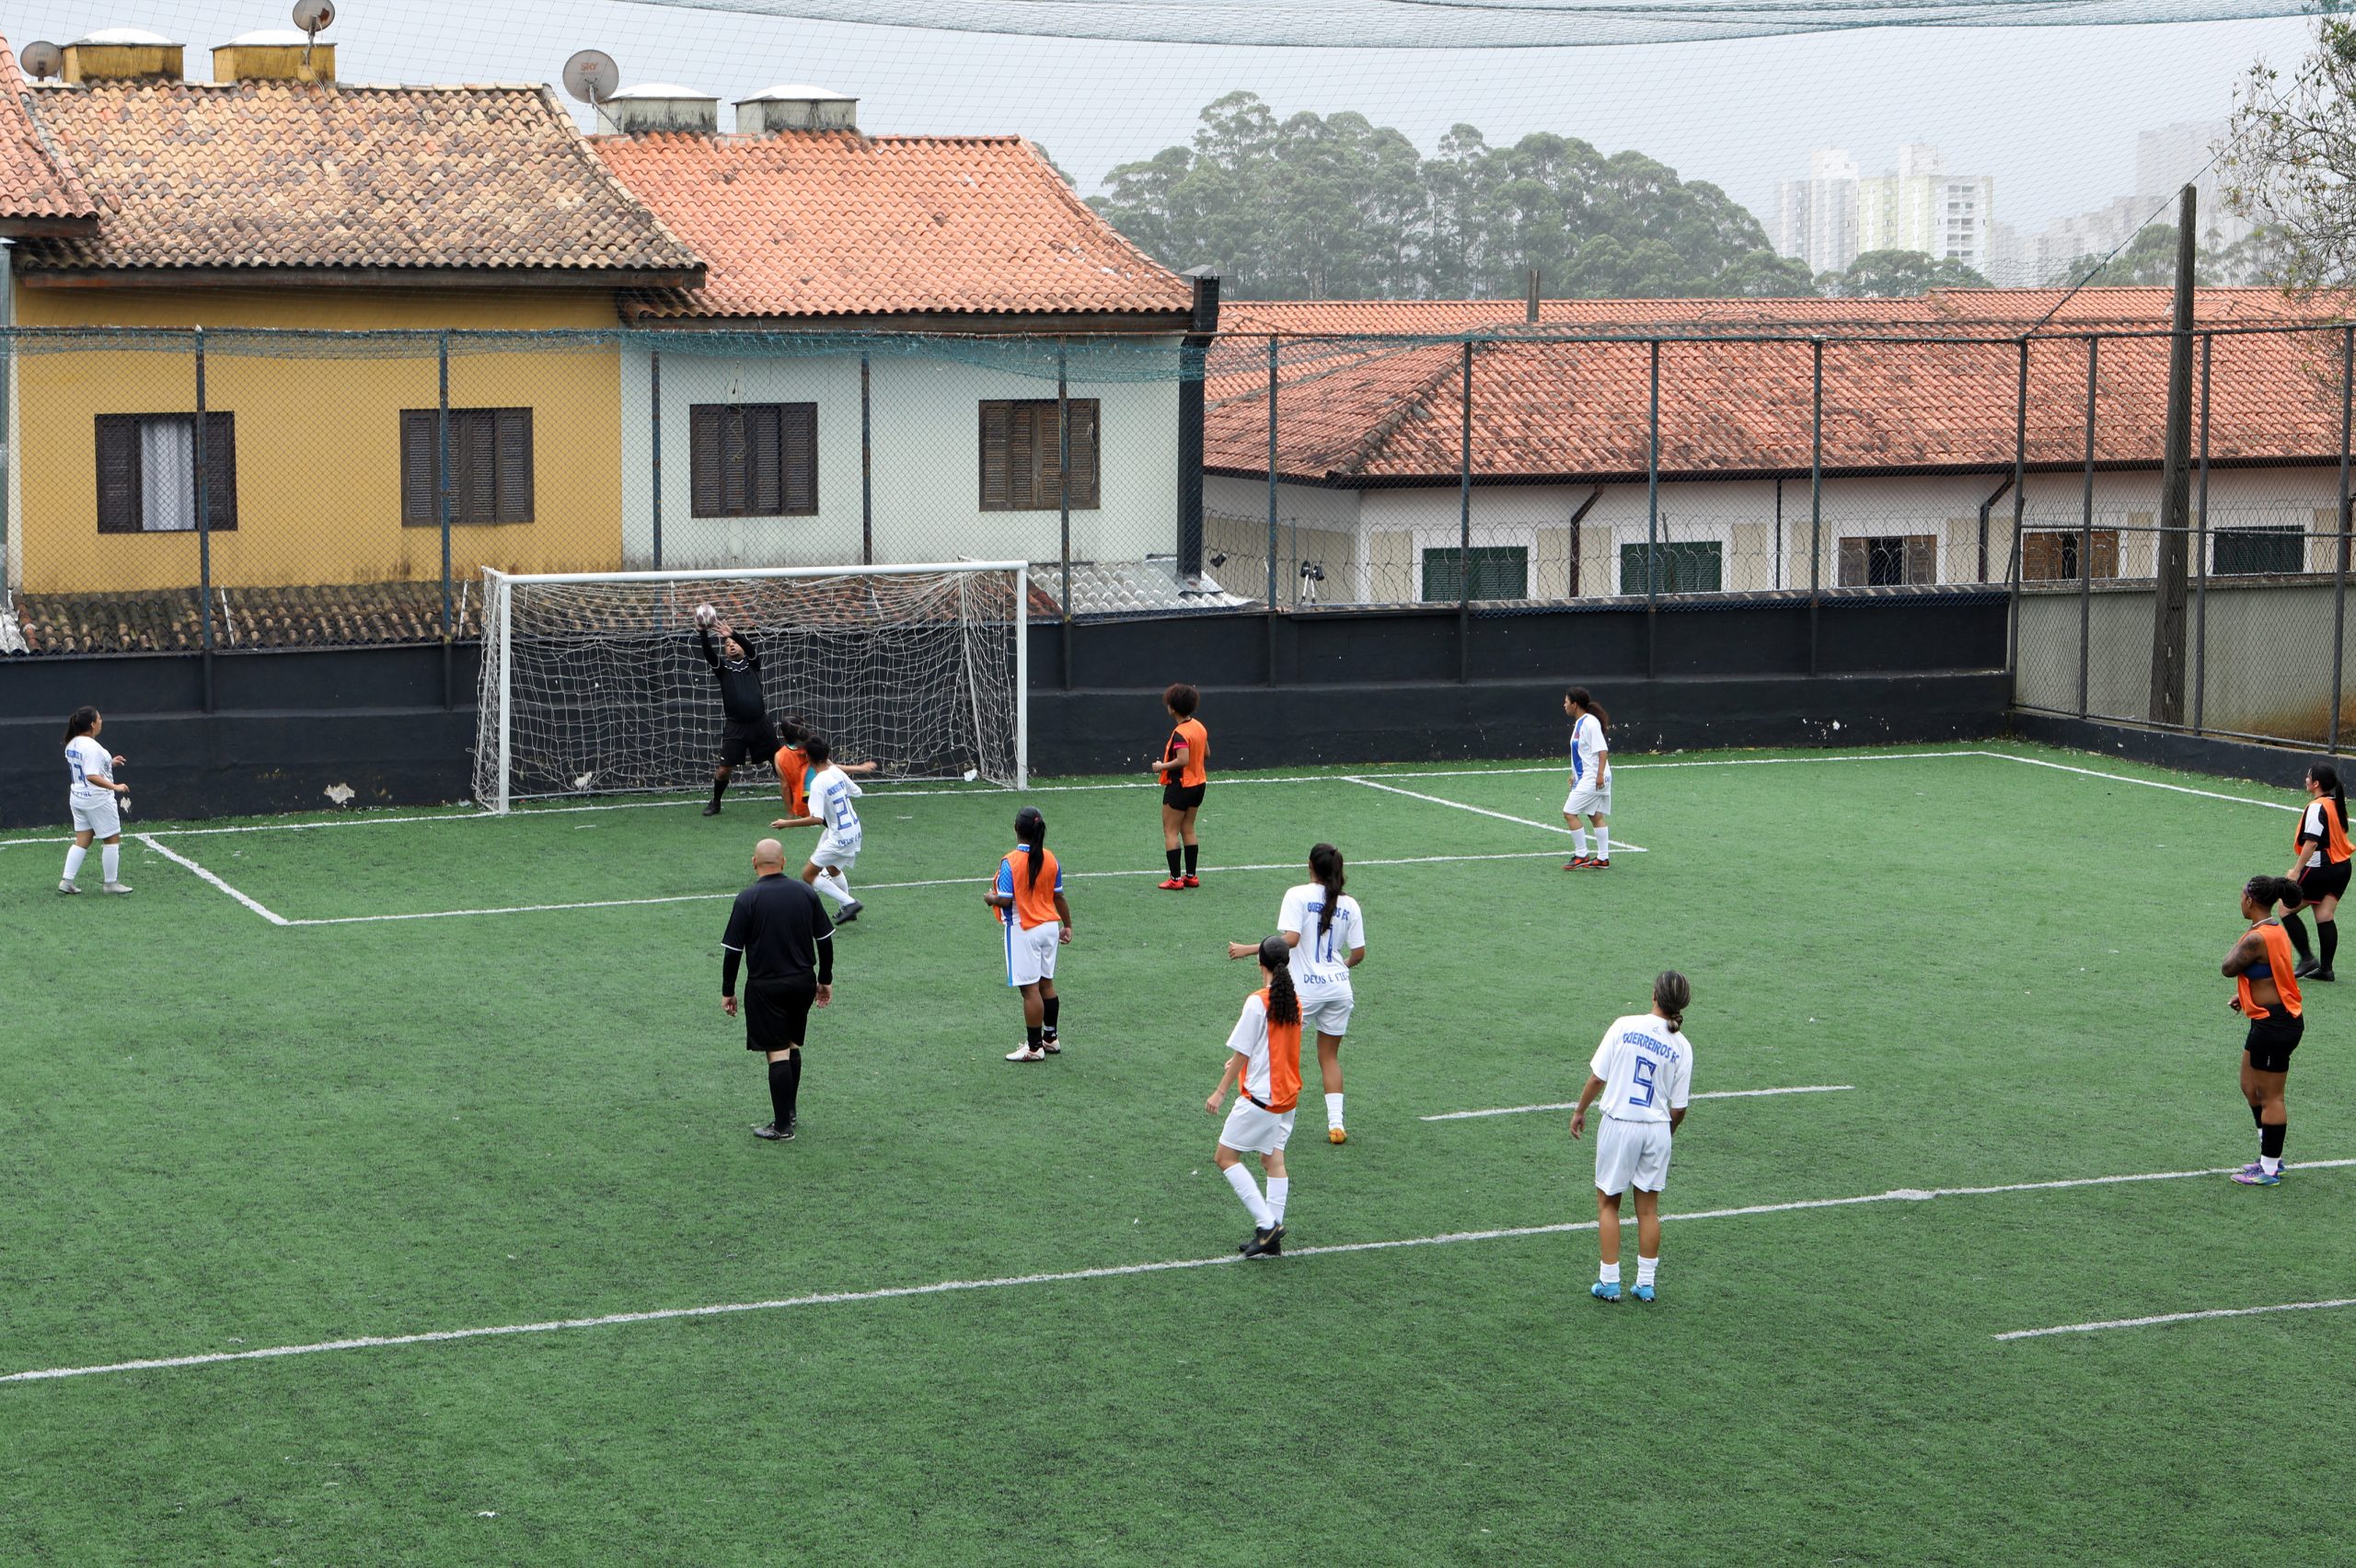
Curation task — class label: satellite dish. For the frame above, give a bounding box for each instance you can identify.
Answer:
[19,40,62,80]
[292,0,333,66]
[563,49,619,106]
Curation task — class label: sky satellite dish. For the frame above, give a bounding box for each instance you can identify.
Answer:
[19,40,61,80]
[292,0,333,65]
[563,49,619,107]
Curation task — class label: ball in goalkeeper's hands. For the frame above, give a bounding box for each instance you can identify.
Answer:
[695,604,717,628]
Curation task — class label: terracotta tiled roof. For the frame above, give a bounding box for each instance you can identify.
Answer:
[5,582,480,655]
[595,133,1194,322]
[0,37,95,227]
[10,79,698,278]
[1220,296,1952,339]
[1207,291,2356,481]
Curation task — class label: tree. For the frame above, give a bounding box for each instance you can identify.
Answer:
[1818,249,1990,298]
[2223,7,2356,293]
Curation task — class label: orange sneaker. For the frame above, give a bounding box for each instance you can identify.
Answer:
[1157,877,1186,890]
[1329,1126,1348,1145]
[1182,875,1201,889]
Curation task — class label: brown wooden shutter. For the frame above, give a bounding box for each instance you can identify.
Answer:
[1903,535,1934,584]
[980,401,1011,510]
[1837,537,1867,587]
[1067,398,1100,509]
[400,409,436,526]
[494,409,532,523]
[690,404,724,518]
[95,414,140,534]
[781,403,816,515]
[202,411,237,532]
[746,405,783,516]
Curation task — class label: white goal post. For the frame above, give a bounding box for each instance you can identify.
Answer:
[474,562,1029,813]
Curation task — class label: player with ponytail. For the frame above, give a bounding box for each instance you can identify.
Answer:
[987,805,1073,1062]
[1561,687,1614,870]
[1206,935,1303,1258]
[2224,875,2307,1185]
[59,706,132,895]
[1230,842,1366,1142]
[2284,762,2350,982]
[1571,971,1696,1301]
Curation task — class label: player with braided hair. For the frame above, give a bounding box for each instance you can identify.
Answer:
[1572,971,1696,1302]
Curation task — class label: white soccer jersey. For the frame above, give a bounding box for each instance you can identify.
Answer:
[1589,1012,1693,1126]
[1278,883,1365,992]
[1570,713,1609,787]
[65,735,113,803]
[809,766,863,838]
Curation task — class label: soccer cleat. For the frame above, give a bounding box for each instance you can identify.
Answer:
[1157,877,1187,891]
[2295,957,2322,979]
[101,882,132,894]
[1590,1280,1622,1302]
[700,801,722,817]
[1632,1284,1657,1303]
[1590,859,1611,870]
[1005,1045,1047,1062]
[835,900,863,923]
[1042,1037,1062,1055]
[751,1120,794,1141]
[1243,1226,1283,1259]
[56,880,79,894]
[2231,1166,2282,1186]
[1562,857,1593,871]
[2310,970,2337,983]
[1329,1126,1347,1145]
[1183,875,1201,889]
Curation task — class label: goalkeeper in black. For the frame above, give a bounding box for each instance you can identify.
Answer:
[699,618,779,816]
[722,837,836,1141]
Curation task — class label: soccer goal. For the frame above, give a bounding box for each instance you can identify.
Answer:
[473,562,1029,813]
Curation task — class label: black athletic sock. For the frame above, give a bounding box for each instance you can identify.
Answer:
[1166,847,1183,878]
[1184,843,1199,877]
[710,774,730,806]
[2284,909,2313,961]
[2261,1120,2287,1160]
[2322,918,2339,973]
[768,1053,798,1126]
[1042,995,1061,1041]
[1026,1024,1045,1051]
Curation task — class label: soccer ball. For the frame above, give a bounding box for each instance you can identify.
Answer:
[694,604,717,628]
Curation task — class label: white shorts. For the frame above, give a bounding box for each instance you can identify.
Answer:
[1218,1100,1297,1156]
[1564,784,1611,818]
[71,796,121,837]
[1004,918,1060,986]
[1299,988,1354,1038]
[813,831,860,871]
[1594,1115,1673,1195]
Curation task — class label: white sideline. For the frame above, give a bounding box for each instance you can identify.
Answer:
[1996,1297,2356,1342]
[1344,776,1651,852]
[1422,1085,1854,1122]
[1985,752,2302,813]
[133,834,290,926]
[6,1156,2345,1387]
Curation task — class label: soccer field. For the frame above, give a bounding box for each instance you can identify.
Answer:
[4,741,2353,1564]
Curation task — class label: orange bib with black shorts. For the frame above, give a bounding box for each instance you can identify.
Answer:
[2237,919,2304,1021]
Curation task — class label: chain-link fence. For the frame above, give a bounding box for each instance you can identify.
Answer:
[6,319,2356,728]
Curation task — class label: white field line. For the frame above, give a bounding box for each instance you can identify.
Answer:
[1422,1084,1854,1122]
[1997,1297,2356,1342]
[272,849,1578,928]
[133,834,290,926]
[1980,752,2303,813]
[8,1155,2344,1388]
[1343,776,1650,853]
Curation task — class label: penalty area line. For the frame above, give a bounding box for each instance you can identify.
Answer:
[1343,776,1649,852]
[7,1157,2347,1386]
[1422,1085,1854,1122]
[1996,1297,2356,1342]
[134,834,290,926]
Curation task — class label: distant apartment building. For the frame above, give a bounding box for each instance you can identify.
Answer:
[2135,119,2252,246]
[1855,144,1995,276]
[1772,147,1859,277]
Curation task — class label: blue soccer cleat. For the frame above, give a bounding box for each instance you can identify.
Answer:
[1632,1284,1657,1302]
[1590,1280,1622,1302]
[2231,1165,2282,1186]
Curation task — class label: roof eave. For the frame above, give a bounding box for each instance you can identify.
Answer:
[21,263,706,290]
[622,306,1195,334]
[0,213,99,238]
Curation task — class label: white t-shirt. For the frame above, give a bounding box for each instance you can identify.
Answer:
[1278,883,1365,992]
[65,735,113,803]
[1588,1012,1693,1126]
[809,766,863,838]
[1570,713,1610,788]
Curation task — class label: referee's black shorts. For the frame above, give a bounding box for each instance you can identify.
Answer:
[745,976,818,1053]
[720,718,781,768]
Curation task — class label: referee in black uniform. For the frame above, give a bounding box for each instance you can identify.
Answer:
[699,619,777,817]
[722,838,835,1140]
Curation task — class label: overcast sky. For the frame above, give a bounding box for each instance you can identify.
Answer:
[11,1,2319,234]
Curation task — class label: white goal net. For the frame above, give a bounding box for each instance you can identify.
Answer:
[474,563,1028,812]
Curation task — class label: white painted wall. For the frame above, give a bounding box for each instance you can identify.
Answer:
[621,340,1186,572]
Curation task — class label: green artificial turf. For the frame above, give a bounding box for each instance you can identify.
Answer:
[3,743,2352,1564]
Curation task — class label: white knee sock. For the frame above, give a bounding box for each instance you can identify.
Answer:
[101,843,120,882]
[1223,1164,1274,1228]
[1325,1092,1345,1129]
[1594,827,1611,861]
[813,872,850,908]
[63,845,87,882]
[1570,827,1589,856]
[1636,1254,1658,1287]
[1599,1261,1621,1285]
[1266,1176,1290,1223]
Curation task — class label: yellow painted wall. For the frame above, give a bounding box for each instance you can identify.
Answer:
[15,287,623,594]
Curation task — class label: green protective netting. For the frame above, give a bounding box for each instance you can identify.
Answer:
[621,0,2318,49]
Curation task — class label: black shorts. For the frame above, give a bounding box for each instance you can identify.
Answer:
[1162,781,1207,812]
[2244,1010,2304,1074]
[720,718,780,768]
[745,977,817,1053]
[2298,858,2351,905]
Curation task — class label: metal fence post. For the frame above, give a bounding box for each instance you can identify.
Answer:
[1807,337,1822,677]
[438,331,454,709]
[1058,341,1074,695]
[648,346,663,571]
[2006,337,2028,690]
[2077,334,2097,720]
[1266,333,1279,685]
[194,326,214,713]
[860,350,874,568]
[2193,331,2212,736]
[2333,324,2353,752]
[1646,338,1662,679]
[1458,337,1473,684]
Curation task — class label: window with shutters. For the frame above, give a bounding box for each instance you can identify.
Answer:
[2022,529,2119,581]
[94,413,237,534]
[688,403,817,517]
[1618,540,1724,594]
[1420,546,1530,602]
[979,398,1100,511]
[2212,525,2304,576]
[1838,534,1937,587]
[399,408,534,525]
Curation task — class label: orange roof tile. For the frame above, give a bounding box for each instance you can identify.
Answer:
[0,37,95,227]
[12,78,698,280]
[595,133,1194,323]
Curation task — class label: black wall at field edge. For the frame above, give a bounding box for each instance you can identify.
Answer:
[0,600,2016,828]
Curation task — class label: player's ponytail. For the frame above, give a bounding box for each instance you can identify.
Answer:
[1568,686,1608,732]
[2312,763,2347,834]
[1653,969,1691,1033]
[2248,873,2306,914]
[1258,935,1300,1027]
[1015,806,1047,887]
[1310,842,1345,937]
[64,706,98,742]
